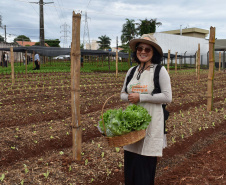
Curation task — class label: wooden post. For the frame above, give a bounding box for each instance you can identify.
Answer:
[167,50,170,73]
[108,53,110,72]
[207,27,215,111]
[71,11,81,161]
[175,52,177,73]
[219,52,221,71]
[20,52,22,66]
[10,47,15,84]
[198,44,200,83]
[25,51,27,77]
[196,51,198,75]
[102,55,103,67]
[116,48,118,78]
[32,51,35,69]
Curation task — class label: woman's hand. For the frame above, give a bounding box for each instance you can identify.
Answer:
[128,93,140,104]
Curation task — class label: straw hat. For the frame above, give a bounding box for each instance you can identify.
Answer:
[129,34,163,56]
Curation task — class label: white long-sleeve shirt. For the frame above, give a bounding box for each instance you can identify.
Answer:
[34,54,40,61]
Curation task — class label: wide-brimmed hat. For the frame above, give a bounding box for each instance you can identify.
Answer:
[129,34,163,56]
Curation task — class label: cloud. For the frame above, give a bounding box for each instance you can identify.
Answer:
[1,0,226,48]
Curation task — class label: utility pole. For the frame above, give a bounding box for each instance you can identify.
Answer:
[116,36,118,77]
[0,15,2,28]
[4,25,6,43]
[30,0,53,46]
[60,23,70,48]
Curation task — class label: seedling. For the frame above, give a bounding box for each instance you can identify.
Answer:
[115,147,120,153]
[43,170,50,179]
[69,166,72,172]
[101,152,104,158]
[23,164,29,174]
[172,137,176,143]
[106,169,111,176]
[0,174,5,182]
[85,159,88,165]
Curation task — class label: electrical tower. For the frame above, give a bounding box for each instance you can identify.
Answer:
[60,22,70,48]
[83,12,91,49]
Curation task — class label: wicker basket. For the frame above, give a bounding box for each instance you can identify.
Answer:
[101,94,146,147]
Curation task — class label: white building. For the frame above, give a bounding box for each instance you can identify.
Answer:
[85,40,99,50]
[152,32,209,65]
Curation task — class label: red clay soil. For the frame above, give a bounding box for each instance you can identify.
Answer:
[0,71,225,184]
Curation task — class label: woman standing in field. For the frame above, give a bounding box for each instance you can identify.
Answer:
[121,34,172,185]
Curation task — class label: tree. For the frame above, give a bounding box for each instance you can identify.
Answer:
[45,39,60,47]
[80,43,84,49]
[14,35,31,42]
[121,18,137,45]
[121,18,137,66]
[97,35,111,50]
[0,35,4,42]
[119,44,130,53]
[136,18,162,36]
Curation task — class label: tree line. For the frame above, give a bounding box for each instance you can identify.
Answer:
[97,18,161,52]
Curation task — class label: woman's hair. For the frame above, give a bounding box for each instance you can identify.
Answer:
[132,43,163,64]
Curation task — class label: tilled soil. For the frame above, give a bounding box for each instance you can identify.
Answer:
[0,70,225,184]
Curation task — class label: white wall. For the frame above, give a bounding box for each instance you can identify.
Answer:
[153,33,209,65]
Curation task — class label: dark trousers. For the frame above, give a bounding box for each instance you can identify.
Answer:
[124,150,157,185]
[3,60,7,67]
[33,60,40,70]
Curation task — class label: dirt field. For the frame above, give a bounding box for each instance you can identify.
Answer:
[0,69,225,184]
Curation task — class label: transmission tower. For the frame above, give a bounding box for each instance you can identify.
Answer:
[83,12,91,49]
[60,22,70,48]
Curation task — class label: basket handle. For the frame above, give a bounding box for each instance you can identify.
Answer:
[101,93,120,136]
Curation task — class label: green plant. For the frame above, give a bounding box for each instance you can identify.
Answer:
[69,166,72,172]
[43,170,50,179]
[85,159,88,165]
[101,152,105,158]
[0,174,5,182]
[99,104,151,137]
[115,147,120,152]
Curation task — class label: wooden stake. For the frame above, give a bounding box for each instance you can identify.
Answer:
[198,44,200,83]
[219,52,221,71]
[167,50,170,73]
[71,11,82,161]
[196,51,198,76]
[10,47,15,84]
[25,51,27,77]
[175,52,177,73]
[207,27,215,111]
[32,51,35,68]
[116,48,118,78]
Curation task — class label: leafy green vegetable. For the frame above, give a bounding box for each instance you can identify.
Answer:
[99,104,151,137]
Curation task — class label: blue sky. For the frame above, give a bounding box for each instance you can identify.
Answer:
[0,0,225,47]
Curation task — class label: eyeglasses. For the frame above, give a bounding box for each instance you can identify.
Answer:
[136,46,152,53]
